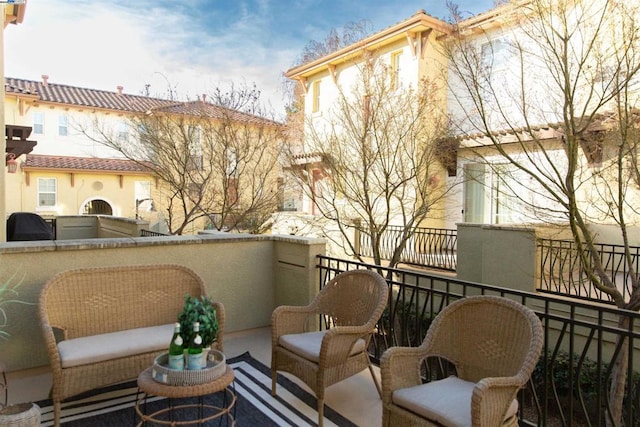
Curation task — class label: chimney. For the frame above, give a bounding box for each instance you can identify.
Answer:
[117,85,124,95]
[41,74,49,86]
[202,94,207,102]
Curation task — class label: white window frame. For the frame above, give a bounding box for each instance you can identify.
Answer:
[58,114,68,136]
[134,181,152,213]
[188,125,203,170]
[312,80,321,113]
[481,37,512,73]
[463,162,525,224]
[117,121,128,143]
[33,112,45,135]
[390,50,403,91]
[37,177,57,208]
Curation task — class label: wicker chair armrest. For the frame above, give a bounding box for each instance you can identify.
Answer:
[380,346,430,404]
[318,327,372,366]
[471,376,522,426]
[212,301,225,352]
[39,318,62,374]
[271,305,316,338]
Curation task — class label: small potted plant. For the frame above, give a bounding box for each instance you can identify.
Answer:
[177,294,219,350]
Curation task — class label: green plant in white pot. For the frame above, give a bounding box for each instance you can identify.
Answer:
[177,294,218,350]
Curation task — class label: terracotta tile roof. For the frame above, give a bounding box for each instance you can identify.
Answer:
[5,77,172,113]
[22,154,152,173]
[4,77,283,127]
[154,100,281,126]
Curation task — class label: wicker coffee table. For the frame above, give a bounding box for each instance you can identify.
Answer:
[135,365,236,426]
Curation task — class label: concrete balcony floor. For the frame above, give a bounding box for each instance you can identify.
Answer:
[5,326,382,426]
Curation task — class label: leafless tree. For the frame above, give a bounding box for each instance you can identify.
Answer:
[288,58,454,272]
[82,83,285,235]
[445,0,640,423]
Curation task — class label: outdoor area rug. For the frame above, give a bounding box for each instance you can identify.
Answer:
[36,352,356,426]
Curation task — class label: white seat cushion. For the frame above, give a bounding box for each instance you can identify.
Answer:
[57,324,175,368]
[392,376,518,427]
[279,330,366,362]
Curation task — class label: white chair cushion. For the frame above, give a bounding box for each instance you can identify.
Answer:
[392,376,518,427]
[279,330,366,362]
[57,324,175,368]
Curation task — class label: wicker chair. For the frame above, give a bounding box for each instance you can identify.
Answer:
[271,269,389,427]
[380,295,543,427]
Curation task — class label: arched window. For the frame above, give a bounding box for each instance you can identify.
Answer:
[82,199,113,215]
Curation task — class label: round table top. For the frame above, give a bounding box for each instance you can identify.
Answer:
[137,365,234,398]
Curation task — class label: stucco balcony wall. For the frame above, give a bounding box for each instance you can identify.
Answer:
[0,233,326,372]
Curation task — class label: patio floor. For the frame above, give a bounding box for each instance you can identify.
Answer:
[5,326,382,426]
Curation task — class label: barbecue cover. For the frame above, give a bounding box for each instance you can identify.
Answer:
[7,212,54,241]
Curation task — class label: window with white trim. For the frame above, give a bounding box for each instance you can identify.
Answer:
[37,178,57,208]
[117,121,128,143]
[312,80,321,113]
[58,114,68,136]
[187,125,203,170]
[463,162,525,224]
[390,50,403,91]
[481,37,512,73]
[33,112,44,135]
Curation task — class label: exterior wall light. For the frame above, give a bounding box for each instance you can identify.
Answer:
[6,154,18,174]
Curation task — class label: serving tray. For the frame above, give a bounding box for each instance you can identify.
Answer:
[151,350,226,386]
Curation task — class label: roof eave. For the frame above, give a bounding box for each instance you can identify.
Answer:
[285,11,452,80]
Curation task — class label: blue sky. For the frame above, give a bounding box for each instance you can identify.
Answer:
[4,0,495,116]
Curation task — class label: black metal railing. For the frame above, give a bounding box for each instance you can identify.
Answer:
[140,229,169,237]
[317,255,640,426]
[43,217,56,240]
[538,238,640,304]
[358,225,457,271]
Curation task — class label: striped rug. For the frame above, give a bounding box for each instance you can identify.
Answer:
[37,352,356,426]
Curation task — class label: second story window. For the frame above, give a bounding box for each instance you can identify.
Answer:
[37,177,57,208]
[312,80,321,113]
[33,112,44,135]
[187,125,203,170]
[390,50,403,91]
[58,114,68,136]
[117,121,128,143]
[481,37,511,73]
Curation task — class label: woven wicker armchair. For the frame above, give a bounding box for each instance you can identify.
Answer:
[381,295,543,427]
[271,269,388,427]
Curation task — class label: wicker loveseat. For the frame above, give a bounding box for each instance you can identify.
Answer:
[38,264,225,427]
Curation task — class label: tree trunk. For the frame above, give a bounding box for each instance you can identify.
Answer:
[607,315,630,427]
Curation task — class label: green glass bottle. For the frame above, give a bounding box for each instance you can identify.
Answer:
[168,322,184,370]
[187,321,204,370]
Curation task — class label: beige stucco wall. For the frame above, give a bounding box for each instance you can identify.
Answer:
[457,222,538,292]
[5,169,154,218]
[0,233,325,372]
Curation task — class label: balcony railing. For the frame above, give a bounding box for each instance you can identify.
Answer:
[538,238,640,304]
[357,225,457,271]
[318,255,640,426]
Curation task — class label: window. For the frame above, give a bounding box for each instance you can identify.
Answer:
[390,50,403,90]
[187,125,203,170]
[37,178,57,207]
[463,162,525,224]
[312,80,321,113]
[117,121,128,143]
[33,112,44,135]
[135,181,152,217]
[225,148,238,178]
[58,114,68,136]
[481,38,512,72]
